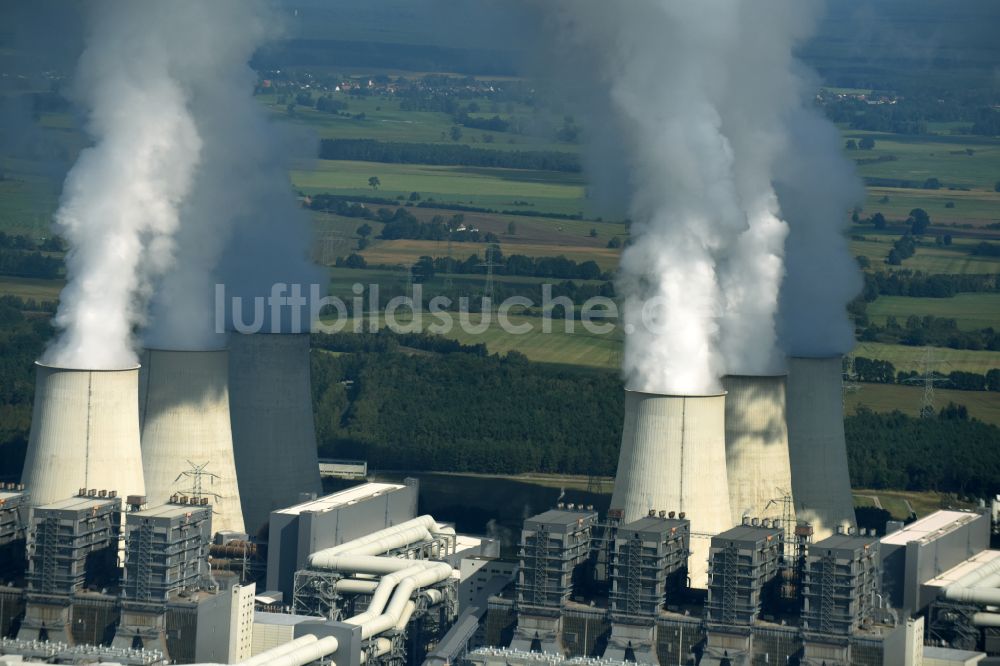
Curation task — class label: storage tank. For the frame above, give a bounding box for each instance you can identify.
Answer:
[228,333,322,534]
[609,390,733,588]
[139,349,245,533]
[722,374,795,524]
[21,362,145,506]
[785,356,856,542]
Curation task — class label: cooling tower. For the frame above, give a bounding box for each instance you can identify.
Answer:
[722,375,795,525]
[785,356,856,542]
[228,333,322,534]
[21,363,145,507]
[139,349,245,533]
[609,391,733,589]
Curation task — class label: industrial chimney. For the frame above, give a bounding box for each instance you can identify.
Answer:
[139,349,245,533]
[609,390,733,588]
[21,362,146,507]
[722,375,795,525]
[785,356,856,541]
[228,333,322,534]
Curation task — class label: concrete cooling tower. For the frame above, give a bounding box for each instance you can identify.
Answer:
[228,333,322,534]
[139,349,245,534]
[21,363,146,507]
[722,375,795,525]
[785,356,856,542]
[609,390,733,589]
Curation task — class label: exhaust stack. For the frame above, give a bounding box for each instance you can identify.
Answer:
[229,333,322,534]
[722,375,795,525]
[609,390,733,588]
[21,363,145,506]
[139,349,245,533]
[785,356,856,541]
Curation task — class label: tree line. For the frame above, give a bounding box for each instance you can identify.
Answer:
[857,314,1000,351]
[851,355,1000,391]
[318,139,581,173]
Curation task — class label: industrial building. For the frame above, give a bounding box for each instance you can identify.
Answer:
[510,506,598,655]
[604,513,690,663]
[267,480,420,599]
[608,391,732,589]
[0,485,28,584]
[17,491,122,644]
[21,363,146,509]
[115,497,214,656]
[229,332,323,535]
[139,348,246,534]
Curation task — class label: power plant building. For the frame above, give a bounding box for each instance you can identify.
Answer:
[609,390,734,589]
[18,491,122,644]
[139,348,246,534]
[229,332,323,534]
[785,356,857,542]
[21,363,146,508]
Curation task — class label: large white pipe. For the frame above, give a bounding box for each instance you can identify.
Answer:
[264,636,339,666]
[973,613,1000,628]
[944,587,1000,606]
[336,580,379,593]
[948,558,1000,590]
[355,562,452,638]
[241,635,320,666]
[309,515,437,563]
[394,601,416,632]
[346,563,430,627]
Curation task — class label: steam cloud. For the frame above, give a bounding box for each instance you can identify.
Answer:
[44,0,320,365]
[142,1,321,348]
[43,2,203,369]
[535,0,861,393]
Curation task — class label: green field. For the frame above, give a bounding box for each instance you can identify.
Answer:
[0,276,63,302]
[292,159,587,216]
[320,311,621,369]
[862,187,1000,227]
[852,488,973,519]
[845,382,1000,426]
[850,234,1000,274]
[867,294,1000,331]
[853,342,1000,374]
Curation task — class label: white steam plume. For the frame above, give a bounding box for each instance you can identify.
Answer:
[142,1,306,349]
[43,2,203,369]
[535,0,859,391]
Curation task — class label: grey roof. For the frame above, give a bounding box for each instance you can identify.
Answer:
[128,503,211,519]
[812,533,878,553]
[923,645,985,662]
[38,495,119,511]
[619,516,689,536]
[525,509,597,527]
[714,524,782,544]
[254,611,323,626]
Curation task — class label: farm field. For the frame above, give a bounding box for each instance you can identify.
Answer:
[358,238,621,271]
[866,294,1000,331]
[845,130,1000,192]
[845,382,1000,426]
[852,488,973,520]
[319,311,622,369]
[861,187,1000,227]
[849,235,1000,274]
[291,159,587,216]
[0,276,63,302]
[853,342,1000,375]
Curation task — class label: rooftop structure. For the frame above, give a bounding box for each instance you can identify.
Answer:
[801,531,880,637]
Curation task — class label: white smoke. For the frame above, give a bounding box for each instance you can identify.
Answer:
[142,1,298,349]
[43,2,203,369]
[535,0,860,392]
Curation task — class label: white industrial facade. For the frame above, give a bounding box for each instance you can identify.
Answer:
[21,363,146,507]
[609,390,734,589]
[229,333,323,534]
[722,374,795,524]
[785,355,857,542]
[139,349,245,534]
